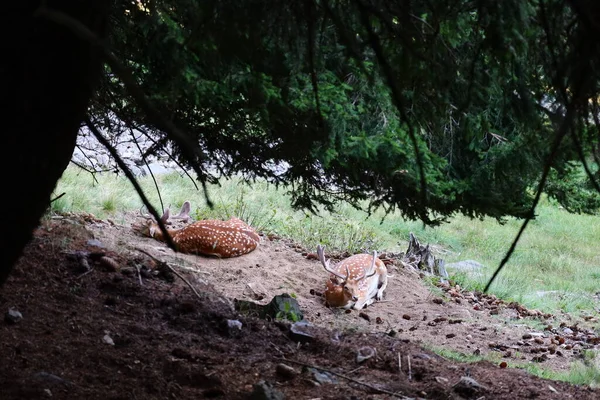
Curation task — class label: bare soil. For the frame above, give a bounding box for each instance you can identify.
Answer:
[0,212,598,399]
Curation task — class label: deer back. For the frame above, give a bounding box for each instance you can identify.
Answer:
[173,218,260,257]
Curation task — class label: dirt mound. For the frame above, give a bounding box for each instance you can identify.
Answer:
[0,214,597,399]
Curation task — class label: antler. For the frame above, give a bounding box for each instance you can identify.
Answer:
[140,204,170,223]
[139,204,151,219]
[356,250,378,282]
[317,245,347,280]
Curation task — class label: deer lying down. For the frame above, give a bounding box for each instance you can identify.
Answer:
[317,245,388,310]
[133,202,260,258]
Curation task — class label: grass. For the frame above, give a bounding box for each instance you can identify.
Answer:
[426,345,600,388]
[50,165,600,316]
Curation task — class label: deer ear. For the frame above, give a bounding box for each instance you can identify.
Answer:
[160,208,170,223]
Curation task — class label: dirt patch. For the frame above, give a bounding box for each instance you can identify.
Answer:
[0,213,597,399]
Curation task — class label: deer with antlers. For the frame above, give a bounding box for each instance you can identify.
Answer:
[133,201,260,258]
[317,245,388,310]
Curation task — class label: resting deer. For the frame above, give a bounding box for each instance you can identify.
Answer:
[133,202,260,258]
[317,245,388,310]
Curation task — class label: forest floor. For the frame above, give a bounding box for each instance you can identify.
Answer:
[0,212,599,399]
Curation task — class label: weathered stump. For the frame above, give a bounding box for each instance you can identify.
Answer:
[401,232,448,279]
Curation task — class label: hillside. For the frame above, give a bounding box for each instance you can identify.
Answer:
[0,212,598,399]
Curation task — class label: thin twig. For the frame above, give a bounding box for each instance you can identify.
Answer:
[69,159,100,184]
[355,0,430,225]
[35,5,213,208]
[484,94,585,292]
[407,353,412,381]
[85,118,178,252]
[347,365,364,375]
[75,268,95,280]
[129,127,165,213]
[50,192,66,204]
[163,263,204,300]
[275,357,411,399]
[398,352,402,375]
[134,248,204,302]
[132,123,199,190]
[134,264,144,286]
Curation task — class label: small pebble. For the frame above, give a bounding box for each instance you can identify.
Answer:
[102,334,115,346]
[5,308,23,324]
[275,363,298,379]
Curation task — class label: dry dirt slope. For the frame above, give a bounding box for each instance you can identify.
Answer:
[0,213,597,399]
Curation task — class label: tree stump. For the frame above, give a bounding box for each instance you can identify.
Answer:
[402,232,448,280]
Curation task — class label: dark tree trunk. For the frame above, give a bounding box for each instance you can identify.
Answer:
[0,1,108,286]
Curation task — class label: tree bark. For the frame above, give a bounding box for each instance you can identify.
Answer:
[0,1,108,286]
[403,232,448,279]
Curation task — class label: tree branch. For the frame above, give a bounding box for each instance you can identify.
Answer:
[85,118,178,252]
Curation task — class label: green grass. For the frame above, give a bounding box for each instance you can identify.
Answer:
[426,345,600,388]
[517,350,600,388]
[423,345,493,363]
[51,166,600,316]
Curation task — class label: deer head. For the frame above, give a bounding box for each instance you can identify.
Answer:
[133,206,171,237]
[135,201,192,237]
[317,245,379,309]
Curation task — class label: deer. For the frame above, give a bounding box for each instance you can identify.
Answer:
[317,244,388,310]
[133,202,260,258]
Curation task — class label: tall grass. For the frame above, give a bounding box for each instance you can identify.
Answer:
[51,166,600,315]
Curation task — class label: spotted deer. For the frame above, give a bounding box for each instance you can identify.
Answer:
[134,202,260,258]
[317,245,388,310]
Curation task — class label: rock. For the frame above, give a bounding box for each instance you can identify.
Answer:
[308,368,337,385]
[227,319,243,331]
[289,321,315,343]
[452,376,489,397]
[275,364,298,379]
[356,346,376,363]
[86,239,104,248]
[446,260,485,272]
[43,389,53,397]
[5,308,23,324]
[171,348,193,361]
[249,380,285,400]
[264,294,303,322]
[102,334,115,346]
[30,372,73,387]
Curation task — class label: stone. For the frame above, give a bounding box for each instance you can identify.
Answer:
[5,308,23,324]
[249,380,285,400]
